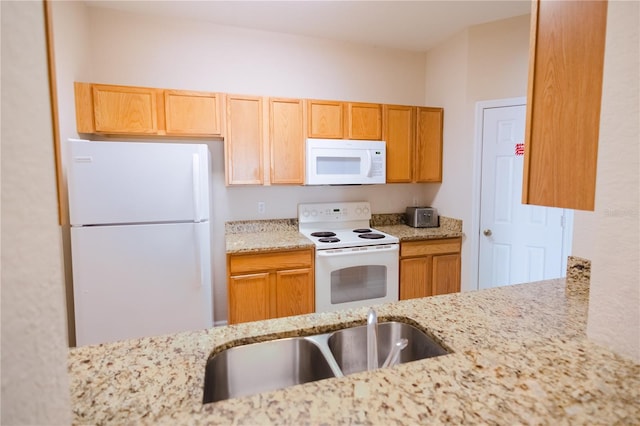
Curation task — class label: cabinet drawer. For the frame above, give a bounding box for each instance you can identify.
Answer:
[228,249,313,274]
[401,238,461,257]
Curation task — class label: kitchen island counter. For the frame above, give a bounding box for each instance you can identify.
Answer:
[68,270,640,425]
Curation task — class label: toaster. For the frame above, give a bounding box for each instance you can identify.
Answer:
[405,207,439,228]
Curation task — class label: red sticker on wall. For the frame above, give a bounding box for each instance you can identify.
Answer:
[515,143,525,156]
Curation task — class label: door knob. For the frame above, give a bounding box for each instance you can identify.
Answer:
[483,229,492,236]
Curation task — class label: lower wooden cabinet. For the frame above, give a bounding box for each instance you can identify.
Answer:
[227,248,314,324]
[399,237,461,300]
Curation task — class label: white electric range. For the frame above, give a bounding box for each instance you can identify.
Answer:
[298,201,399,312]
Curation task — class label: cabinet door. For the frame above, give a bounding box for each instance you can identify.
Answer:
[228,273,270,324]
[270,98,305,184]
[523,0,607,211]
[92,84,158,135]
[432,253,461,296]
[307,100,344,138]
[275,268,314,317]
[347,102,382,140]
[164,90,221,136]
[225,95,264,185]
[415,107,443,182]
[400,257,432,300]
[384,105,414,183]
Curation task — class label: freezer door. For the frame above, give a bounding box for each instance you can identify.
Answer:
[67,140,210,225]
[71,222,213,346]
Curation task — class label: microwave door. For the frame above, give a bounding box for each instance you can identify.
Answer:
[313,150,365,184]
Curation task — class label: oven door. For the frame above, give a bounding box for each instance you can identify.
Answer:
[315,244,399,312]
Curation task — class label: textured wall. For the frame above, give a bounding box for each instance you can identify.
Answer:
[0,1,71,423]
[585,0,640,362]
[424,14,531,291]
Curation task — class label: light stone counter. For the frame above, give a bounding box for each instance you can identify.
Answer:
[225,215,463,254]
[225,219,314,254]
[69,270,640,425]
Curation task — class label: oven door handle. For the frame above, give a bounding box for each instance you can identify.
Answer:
[316,244,399,257]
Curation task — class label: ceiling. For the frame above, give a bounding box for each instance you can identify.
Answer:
[84,0,531,52]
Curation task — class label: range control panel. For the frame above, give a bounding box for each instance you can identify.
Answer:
[298,202,371,224]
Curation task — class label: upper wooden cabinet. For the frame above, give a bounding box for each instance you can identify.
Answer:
[384,105,444,183]
[74,82,222,137]
[75,82,445,187]
[384,104,414,183]
[415,107,444,183]
[307,100,382,140]
[224,96,305,186]
[269,98,305,185]
[225,94,264,185]
[522,0,608,211]
[307,100,344,138]
[347,102,382,140]
[164,90,222,136]
[82,83,158,135]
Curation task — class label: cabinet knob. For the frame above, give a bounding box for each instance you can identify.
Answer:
[483,229,492,237]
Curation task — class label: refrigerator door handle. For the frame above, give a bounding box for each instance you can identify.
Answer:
[192,153,201,223]
[194,225,205,290]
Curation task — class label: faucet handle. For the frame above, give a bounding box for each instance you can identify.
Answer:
[382,338,408,368]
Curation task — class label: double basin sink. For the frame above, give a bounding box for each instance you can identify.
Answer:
[203,320,450,403]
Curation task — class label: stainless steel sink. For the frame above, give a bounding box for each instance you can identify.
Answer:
[203,337,337,403]
[203,320,450,403]
[327,321,450,375]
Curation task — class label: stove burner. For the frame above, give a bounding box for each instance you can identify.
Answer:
[319,237,340,243]
[311,231,337,238]
[353,228,372,233]
[358,233,385,240]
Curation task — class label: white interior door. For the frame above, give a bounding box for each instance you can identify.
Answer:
[478,104,569,289]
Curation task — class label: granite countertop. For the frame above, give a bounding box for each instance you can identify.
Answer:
[225,215,464,254]
[68,268,640,425]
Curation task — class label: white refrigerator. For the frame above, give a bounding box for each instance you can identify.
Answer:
[67,139,213,346]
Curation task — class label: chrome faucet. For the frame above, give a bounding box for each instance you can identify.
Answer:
[367,308,378,371]
[367,308,409,371]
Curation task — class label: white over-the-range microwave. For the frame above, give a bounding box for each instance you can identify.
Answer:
[305,139,386,185]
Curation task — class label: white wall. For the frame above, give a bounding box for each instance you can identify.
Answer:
[1,1,71,423]
[52,5,433,324]
[424,14,531,291]
[573,1,639,362]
